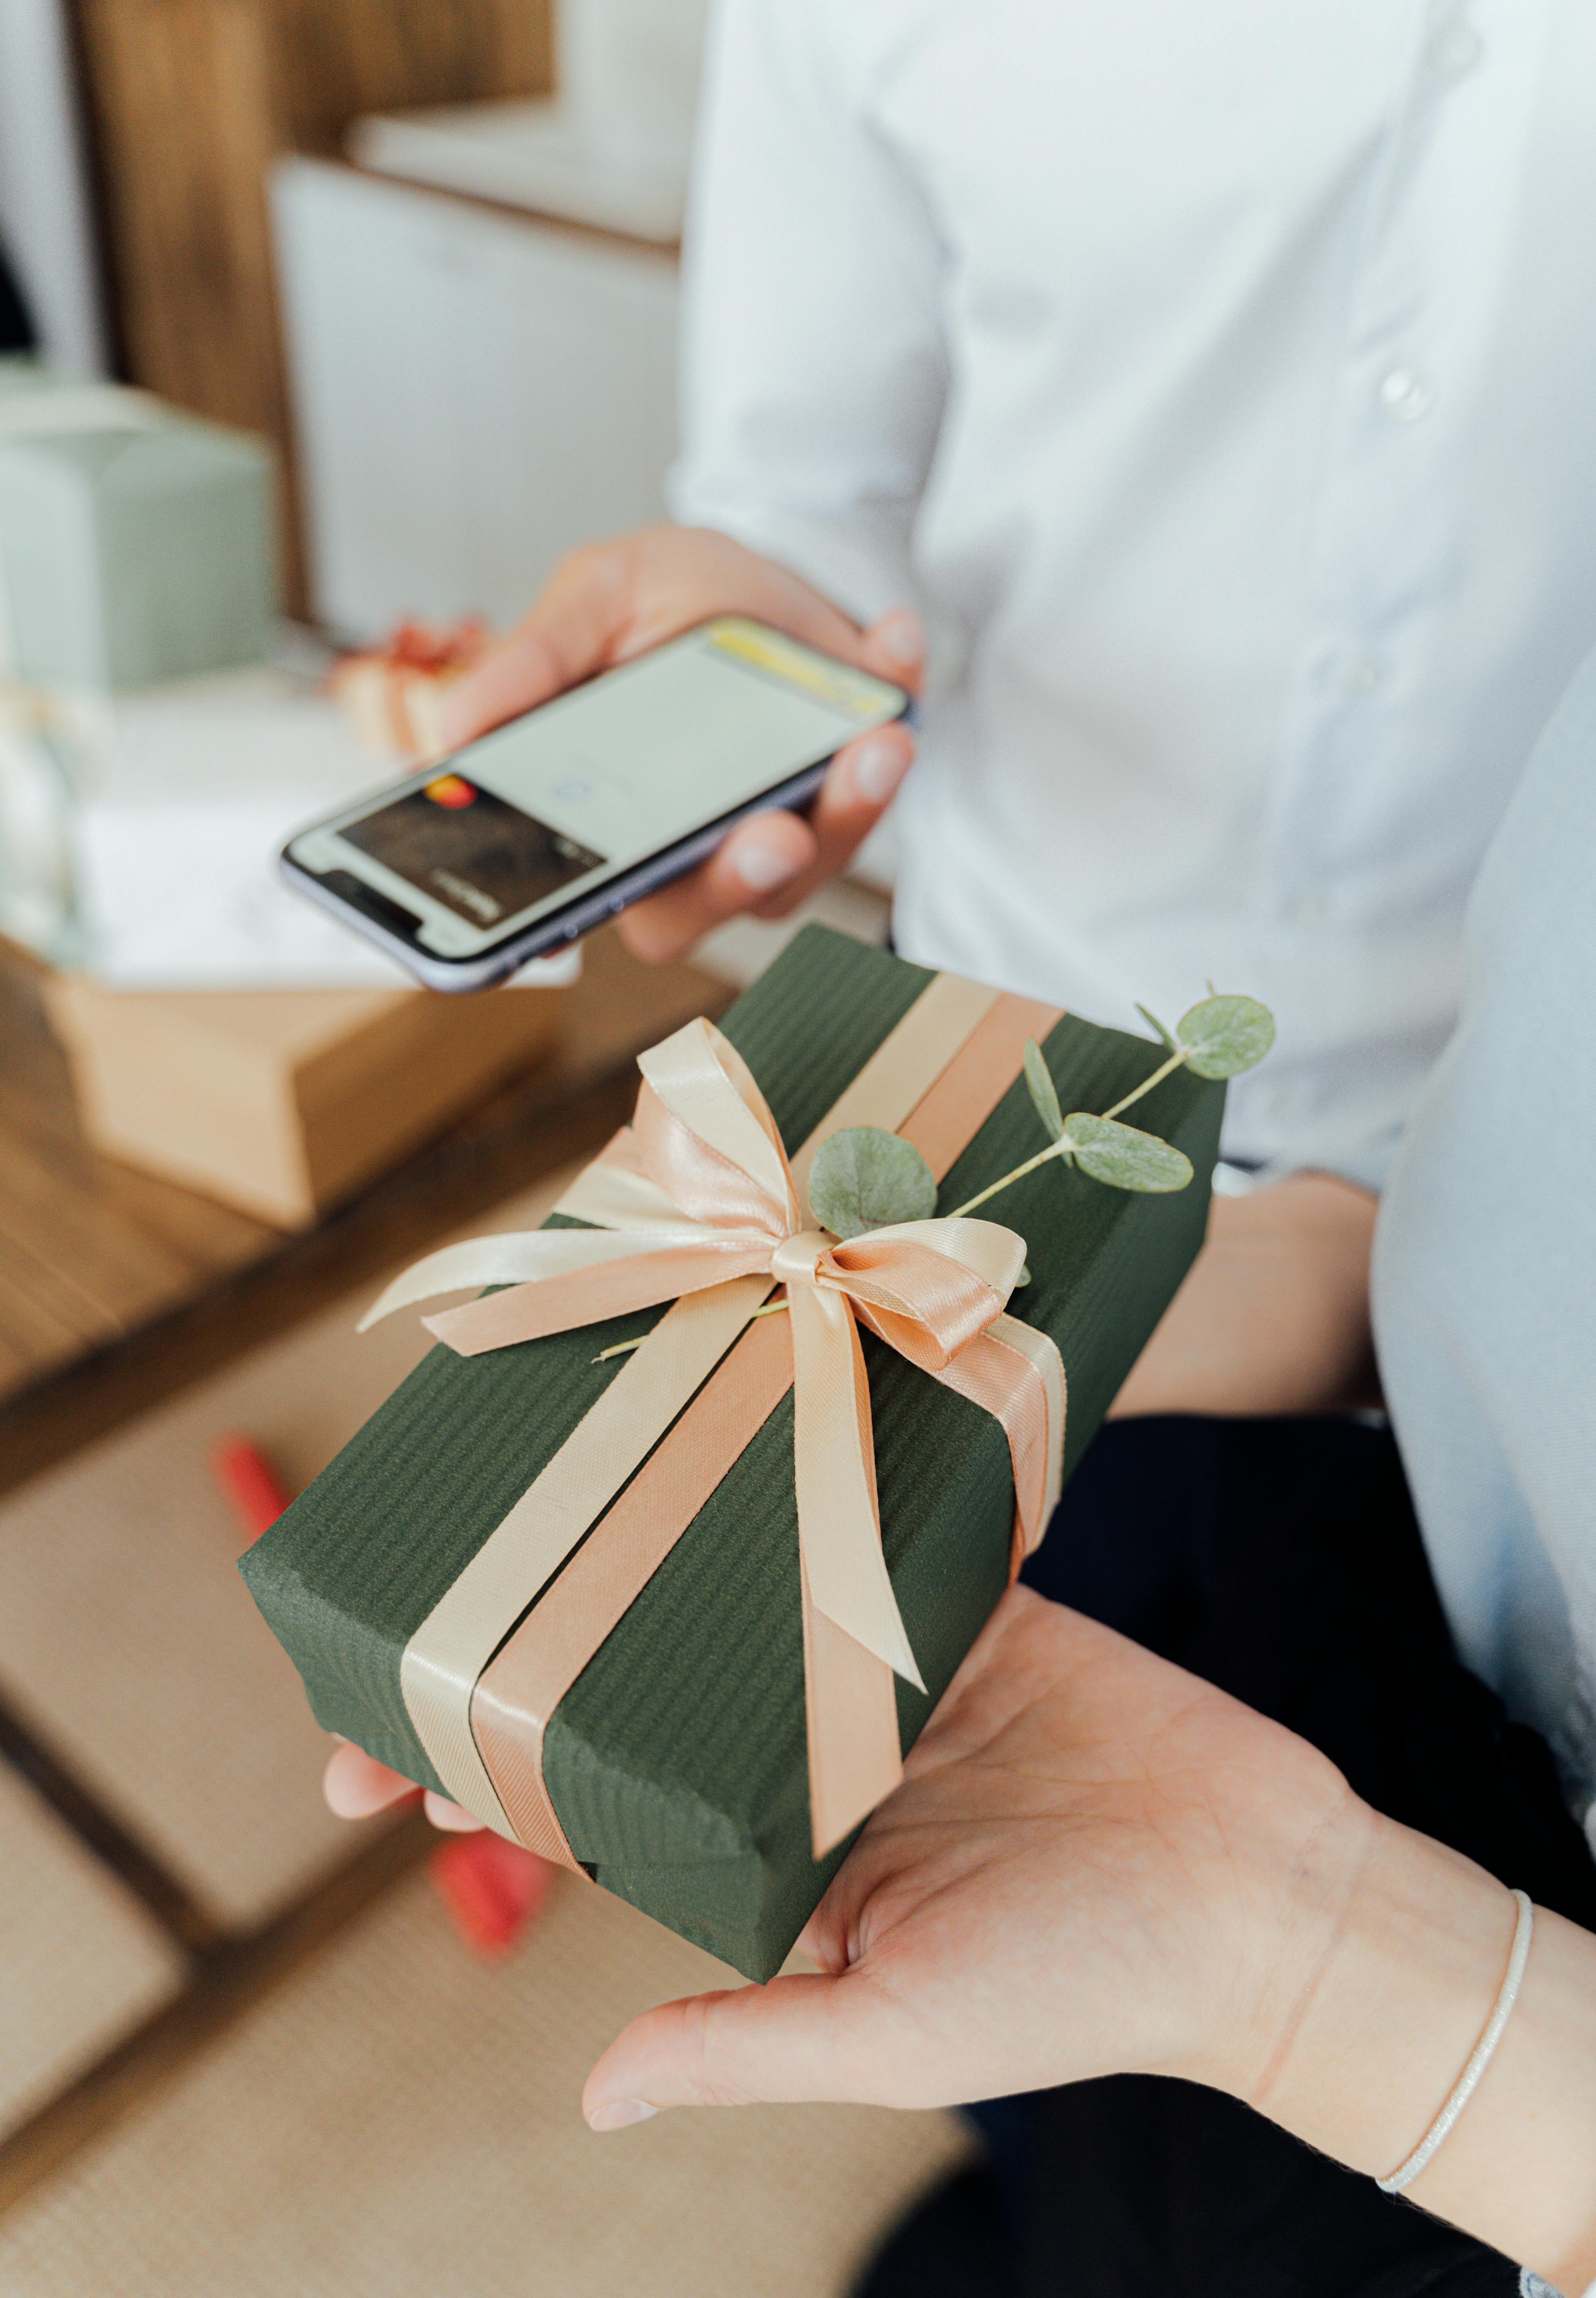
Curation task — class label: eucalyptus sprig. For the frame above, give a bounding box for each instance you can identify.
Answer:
[949,992,1274,1218]
[802,992,1275,1244]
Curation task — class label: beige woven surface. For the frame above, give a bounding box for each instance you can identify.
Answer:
[0,1167,581,1929]
[0,1866,969,2298]
[0,1766,180,2139]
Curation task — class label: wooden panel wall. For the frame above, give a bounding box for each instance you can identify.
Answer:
[68,0,554,600]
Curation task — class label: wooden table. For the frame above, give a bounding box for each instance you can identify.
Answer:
[0,928,728,1498]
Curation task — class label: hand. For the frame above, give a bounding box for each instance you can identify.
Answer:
[322,1740,482,1834]
[324,1603,1596,2282]
[440,526,923,964]
[583,1586,1368,2121]
[1109,1171,1379,1420]
[583,1589,1596,2292]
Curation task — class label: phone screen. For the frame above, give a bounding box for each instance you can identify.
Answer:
[286,620,906,959]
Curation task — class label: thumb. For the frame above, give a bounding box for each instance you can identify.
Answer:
[440,547,626,748]
[583,1971,889,2128]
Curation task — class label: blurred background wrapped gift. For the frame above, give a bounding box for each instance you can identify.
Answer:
[0,380,277,691]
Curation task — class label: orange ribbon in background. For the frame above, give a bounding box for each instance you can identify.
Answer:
[363,996,1066,1859]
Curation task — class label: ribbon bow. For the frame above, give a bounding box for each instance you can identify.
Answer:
[363,1016,1063,1845]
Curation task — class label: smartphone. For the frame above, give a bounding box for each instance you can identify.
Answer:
[280,617,910,991]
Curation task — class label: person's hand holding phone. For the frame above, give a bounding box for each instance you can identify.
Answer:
[440,526,922,965]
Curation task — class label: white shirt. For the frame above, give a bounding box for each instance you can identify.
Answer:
[672,0,1596,1187]
[1375,646,1596,1845]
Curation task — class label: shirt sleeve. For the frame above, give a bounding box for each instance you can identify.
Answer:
[669,0,949,623]
[1371,644,1596,1830]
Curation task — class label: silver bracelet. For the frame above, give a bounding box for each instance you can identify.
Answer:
[1377,1888,1535,2195]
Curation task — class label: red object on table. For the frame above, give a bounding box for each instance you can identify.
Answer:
[210,1431,555,1956]
[211,1434,293,1549]
[430,1830,555,1955]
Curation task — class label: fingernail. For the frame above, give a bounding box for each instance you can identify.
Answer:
[733,840,802,894]
[873,610,923,668]
[851,736,910,807]
[589,2099,658,2132]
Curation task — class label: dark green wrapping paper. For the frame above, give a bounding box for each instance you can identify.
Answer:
[243,927,1224,1979]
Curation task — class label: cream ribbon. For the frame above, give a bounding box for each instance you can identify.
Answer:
[362,979,1065,1842]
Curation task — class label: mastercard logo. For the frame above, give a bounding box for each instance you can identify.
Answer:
[423,774,477,810]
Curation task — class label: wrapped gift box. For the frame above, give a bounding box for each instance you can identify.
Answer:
[43,973,561,1228]
[0,383,277,691]
[242,927,1223,1975]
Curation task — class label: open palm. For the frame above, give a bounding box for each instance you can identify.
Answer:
[582,1587,1368,2124]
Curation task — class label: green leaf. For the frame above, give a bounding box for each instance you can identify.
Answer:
[1022,1037,1065,1143]
[808,1125,938,1240]
[1177,994,1276,1081]
[1063,1113,1194,1194]
[1135,1002,1178,1052]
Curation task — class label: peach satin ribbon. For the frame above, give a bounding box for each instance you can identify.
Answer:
[362,995,1065,1853]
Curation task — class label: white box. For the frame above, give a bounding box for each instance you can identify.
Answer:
[270,158,679,644]
[350,99,690,245]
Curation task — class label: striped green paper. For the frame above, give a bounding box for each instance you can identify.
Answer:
[242,927,1223,1979]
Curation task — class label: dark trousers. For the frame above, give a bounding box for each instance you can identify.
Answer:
[974,1416,1596,2298]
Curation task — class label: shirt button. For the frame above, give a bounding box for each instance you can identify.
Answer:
[1380,367,1436,422]
[1429,20,1483,79]
[1288,894,1330,930]
[1339,653,1386,696]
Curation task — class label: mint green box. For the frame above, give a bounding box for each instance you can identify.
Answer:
[0,357,50,394]
[0,407,278,690]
